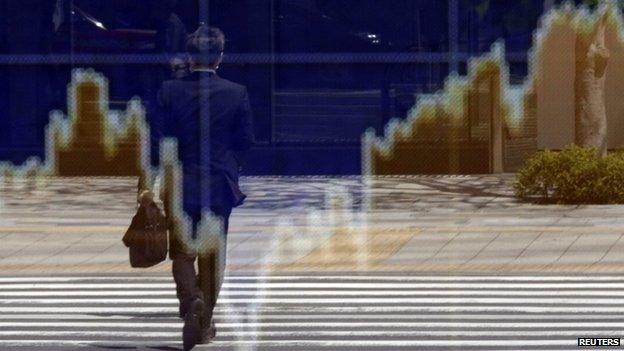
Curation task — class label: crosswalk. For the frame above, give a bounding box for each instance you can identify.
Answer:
[1,274,623,350]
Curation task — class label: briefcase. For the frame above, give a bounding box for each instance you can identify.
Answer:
[122,199,168,268]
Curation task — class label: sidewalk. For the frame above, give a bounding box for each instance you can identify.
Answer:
[1,175,623,275]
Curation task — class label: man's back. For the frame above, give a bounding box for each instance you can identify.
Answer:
[155,71,254,209]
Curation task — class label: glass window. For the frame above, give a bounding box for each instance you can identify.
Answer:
[0,0,553,173]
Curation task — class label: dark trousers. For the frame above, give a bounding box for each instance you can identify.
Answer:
[171,206,231,322]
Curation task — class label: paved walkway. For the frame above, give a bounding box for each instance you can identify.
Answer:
[1,175,624,274]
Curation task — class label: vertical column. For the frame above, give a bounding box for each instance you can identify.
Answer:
[199,0,211,211]
[199,0,209,24]
[448,0,460,74]
[490,69,504,173]
[246,0,272,145]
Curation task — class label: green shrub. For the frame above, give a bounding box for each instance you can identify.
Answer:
[514,146,624,204]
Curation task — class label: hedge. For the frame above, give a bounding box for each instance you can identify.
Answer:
[514,146,624,204]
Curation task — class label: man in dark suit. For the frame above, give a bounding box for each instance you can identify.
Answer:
[150,25,254,350]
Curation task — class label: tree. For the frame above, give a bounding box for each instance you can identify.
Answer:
[574,10,610,156]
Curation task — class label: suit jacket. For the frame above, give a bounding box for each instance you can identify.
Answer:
[150,71,254,217]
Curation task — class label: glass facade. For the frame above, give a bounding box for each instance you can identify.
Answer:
[0,0,588,173]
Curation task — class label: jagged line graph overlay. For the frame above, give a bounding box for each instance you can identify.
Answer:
[47,69,152,177]
[0,68,225,260]
[362,44,513,175]
[0,69,152,181]
[0,69,154,192]
[363,2,624,176]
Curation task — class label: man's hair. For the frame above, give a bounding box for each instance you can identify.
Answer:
[186,25,225,67]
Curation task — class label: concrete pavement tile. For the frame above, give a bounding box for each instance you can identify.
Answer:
[35,240,119,265]
[383,232,458,264]
[1,238,70,262]
[557,232,622,264]
[228,246,270,256]
[224,234,256,250]
[468,232,540,264]
[585,218,624,226]
[425,232,499,264]
[81,255,129,264]
[234,239,282,252]
[597,233,624,263]
[0,233,49,258]
[227,232,256,241]
[467,216,559,227]
[554,218,591,226]
[226,249,269,265]
[255,246,319,264]
[254,255,301,265]
[36,253,108,265]
[0,251,66,266]
[513,232,581,265]
[80,243,128,264]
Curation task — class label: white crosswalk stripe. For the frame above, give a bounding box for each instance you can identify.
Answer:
[0,275,623,350]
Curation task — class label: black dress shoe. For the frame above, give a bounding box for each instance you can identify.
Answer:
[199,319,217,344]
[183,298,205,351]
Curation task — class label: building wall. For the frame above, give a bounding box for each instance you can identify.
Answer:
[536,14,624,150]
[604,25,624,149]
[535,18,576,150]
